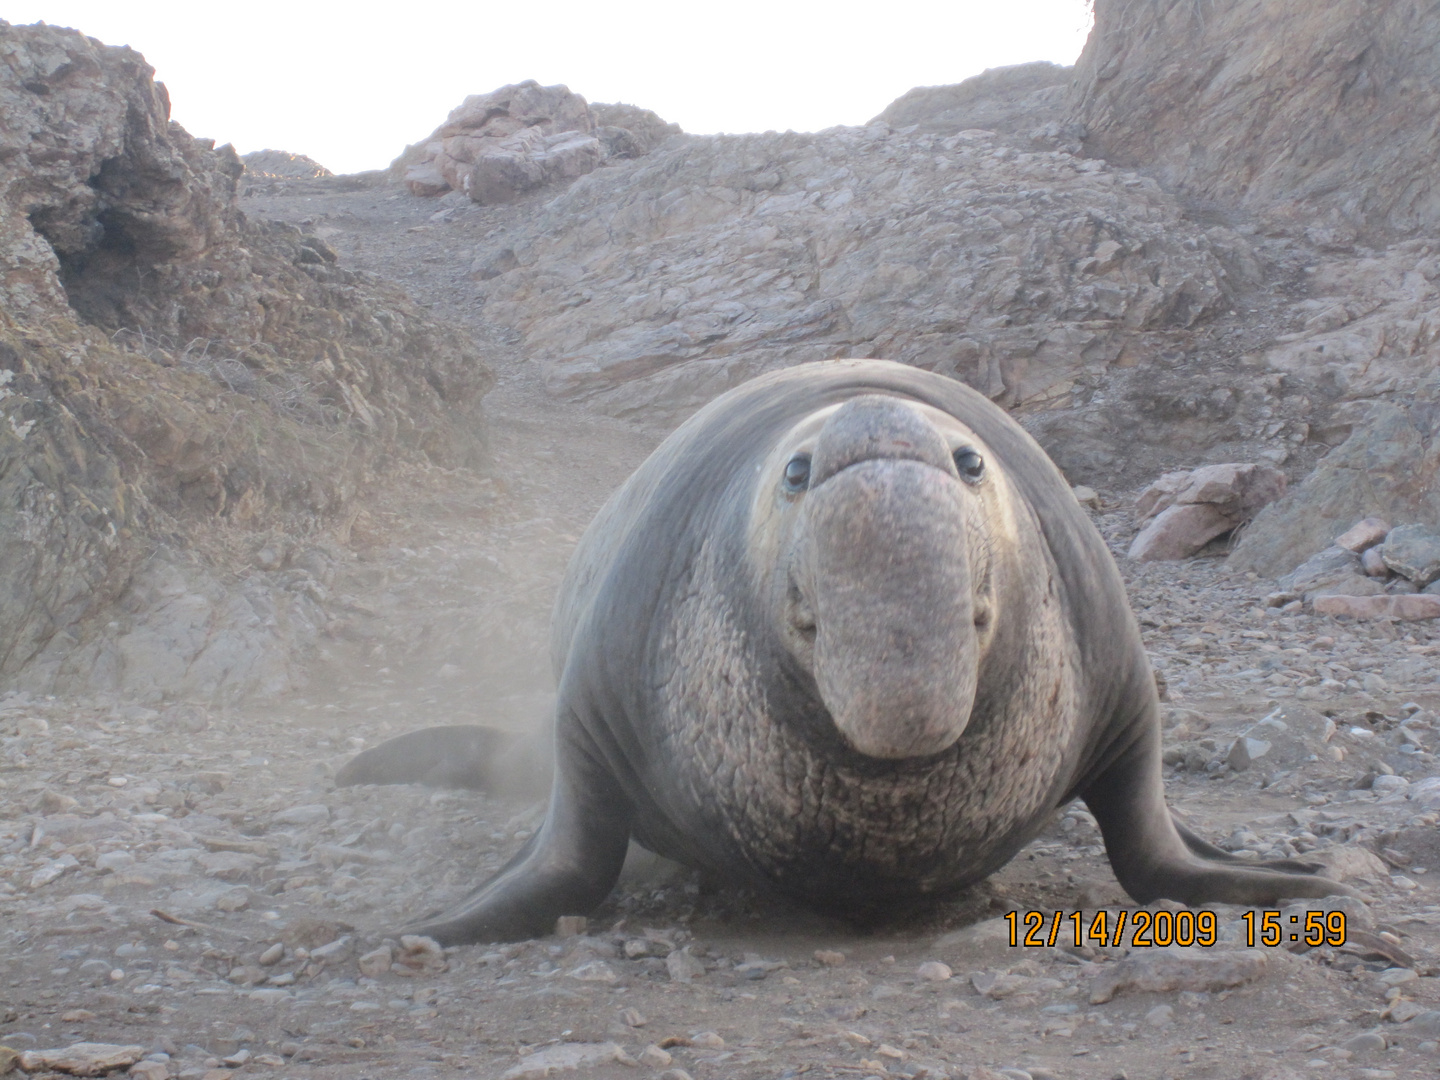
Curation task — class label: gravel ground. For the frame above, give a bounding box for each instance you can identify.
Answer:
[4,179,1440,1080]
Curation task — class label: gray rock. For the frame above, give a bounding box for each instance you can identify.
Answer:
[1234,395,1440,576]
[1277,547,1376,598]
[1381,524,1440,586]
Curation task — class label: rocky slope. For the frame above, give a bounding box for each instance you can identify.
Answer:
[1072,0,1440,244]
[0,21,493,704]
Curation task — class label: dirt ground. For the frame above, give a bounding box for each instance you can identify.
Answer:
[3,178,1440,1080]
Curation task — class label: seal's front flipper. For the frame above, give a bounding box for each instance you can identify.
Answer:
[1082,721,1352,906]
[402,720,632,944]
[334,725,550,795]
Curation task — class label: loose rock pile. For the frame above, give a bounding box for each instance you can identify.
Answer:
[1270,519,1440,620]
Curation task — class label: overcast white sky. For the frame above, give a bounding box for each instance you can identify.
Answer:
[9,1,1094,175]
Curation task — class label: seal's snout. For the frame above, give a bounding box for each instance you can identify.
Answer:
[809,395,957,488]
[793,396,982,760]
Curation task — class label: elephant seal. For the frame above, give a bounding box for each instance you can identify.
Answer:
[340,359,1344,944]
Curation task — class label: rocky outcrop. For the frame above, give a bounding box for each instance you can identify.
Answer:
[1232,385,1440,576]
[241,149,332,180]
[1071,0,1440,241]
[0,21,493,702]
[872,61,1073,143]
[392,81,678,202]
[471,123,1252,418]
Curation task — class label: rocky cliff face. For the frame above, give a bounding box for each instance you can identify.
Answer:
[1071,0,1440,243]
[0,21,493,703]
[470,122,1253,422]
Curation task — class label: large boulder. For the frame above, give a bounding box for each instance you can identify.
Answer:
[0,20,492,703]
[1071,0,1440,240]
[1128,463,1285,561]
[391,81,677,203]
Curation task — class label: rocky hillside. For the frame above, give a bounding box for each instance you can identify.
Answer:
[377,0,1440,576]
[0,21,493,704]
[8,0,1440,705]
[1072,0,1440,244]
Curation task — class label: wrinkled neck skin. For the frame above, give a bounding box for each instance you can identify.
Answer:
[748,395,1025,763]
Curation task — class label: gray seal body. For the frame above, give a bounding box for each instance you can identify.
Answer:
[339,360,1344,943]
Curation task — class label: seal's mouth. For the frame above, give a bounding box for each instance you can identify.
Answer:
[780,395,989,761]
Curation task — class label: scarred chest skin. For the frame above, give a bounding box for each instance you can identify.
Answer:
[631,506,1084,909]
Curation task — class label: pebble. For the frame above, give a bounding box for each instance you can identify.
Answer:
[639,1045,673,1067]
[813,949,845,966]
[257,942,285,967]
[666,949,705,983]
[356,945,392,977]
[1342,1032,1387,1054]
[501,1043,625,1080]
[1145,1004,1174,1026]
[689,1031,724,1049]
[271,804,330,826]
[916,960,952,981]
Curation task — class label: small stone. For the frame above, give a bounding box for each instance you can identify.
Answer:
[356,945,392,978]
[16,716,49,736]
[813,949,845,966]
[916,961,952,981]
[213,888,251,912]
[620,1007,647,1028]
[128,1062,170,1080]
[220,1050,250,1067]
[1341,1031,1387,1054]
[271,804,330,827]
[1145,1004,1174,1026]
[1072,485,1100,508]
[1336,517,1391,552]
[666,948,705,983]
[309,936,353,963]
[639,1046,672,1067]
[1381,524,1440,586]
[1089,950,1268,1004]
[689,1032,724,1049]
[568,960,618,984]
[1376,967,1417,987]
[659,1071,695,1080]
[95,851,137,874]
[1362,547,1390,576]
[257,942,284,966]
[39,789,78,813]
[554,915,588,937]
[500,1043,624,1080]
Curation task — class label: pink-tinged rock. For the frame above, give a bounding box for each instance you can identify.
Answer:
[1177,462,1286,516]
[1089,950,1268,1004]
[1312,593,1440,620]
[1336,517,1391,553]
[1128,503,1235,561]
[1135,470,1192,520]
[1134,463,1285,527]
[18,1043,147,1076]
[1361,546,1390,576]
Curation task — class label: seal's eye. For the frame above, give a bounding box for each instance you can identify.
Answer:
[953,448,985,484]
[783,454,811,493]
